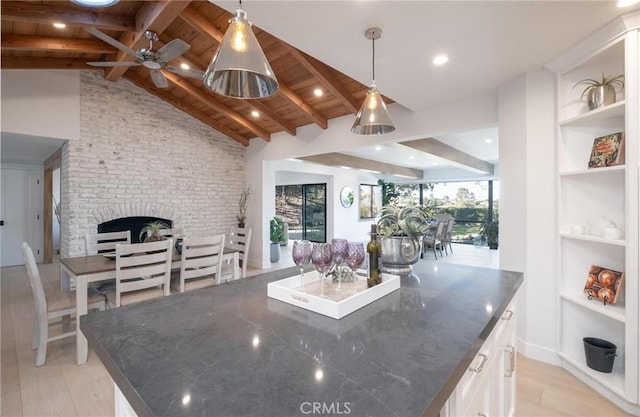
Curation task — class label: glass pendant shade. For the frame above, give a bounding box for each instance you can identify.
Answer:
[203,7,278,99]
[351,84,395,135]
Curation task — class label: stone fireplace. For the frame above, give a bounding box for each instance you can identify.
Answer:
[98,216,173,244]
[60,72,246,258]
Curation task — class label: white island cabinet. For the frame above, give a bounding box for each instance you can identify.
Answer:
[547,11,639,415]
[441,298,517,417]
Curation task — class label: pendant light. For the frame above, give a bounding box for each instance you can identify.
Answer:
[352,27,395,135]
[203,0,278,99]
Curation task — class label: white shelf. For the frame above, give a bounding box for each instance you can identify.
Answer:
[559,165,625,177]
[560,292,626,323]
[557,351,626,398]
[555,18,639,406]
[560,101,625,126]
[559,233,626,247]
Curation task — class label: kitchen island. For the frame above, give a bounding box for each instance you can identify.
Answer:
[81,261,522,417]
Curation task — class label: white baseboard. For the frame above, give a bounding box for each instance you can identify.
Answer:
[516,336,562,366]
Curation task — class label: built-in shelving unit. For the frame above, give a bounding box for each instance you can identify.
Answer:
[549,13,639,412]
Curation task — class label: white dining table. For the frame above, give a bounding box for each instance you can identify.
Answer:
[60,246,240,365]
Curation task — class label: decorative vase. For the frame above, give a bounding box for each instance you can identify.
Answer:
[270,243,280,263]
[378,236,421,276]
[587,85,616,110]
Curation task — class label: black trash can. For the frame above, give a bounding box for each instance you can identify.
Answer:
[583,337,617,373]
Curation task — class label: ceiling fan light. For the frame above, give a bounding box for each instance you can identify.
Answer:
[203,7,278,99]
[71,0,119,7]
[351,85,395,135]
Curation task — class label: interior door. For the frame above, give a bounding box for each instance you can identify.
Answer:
[302,184,326,242]
[1,165,42,266]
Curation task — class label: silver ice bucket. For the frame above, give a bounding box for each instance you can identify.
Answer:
[379,236,421,276]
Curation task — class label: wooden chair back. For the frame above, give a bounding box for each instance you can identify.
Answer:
[176,234,225,292]
[113,239,173,307]
[226,226,252,278]
[85,230,131,255]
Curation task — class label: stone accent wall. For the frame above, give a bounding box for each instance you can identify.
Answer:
[60,71,246,257]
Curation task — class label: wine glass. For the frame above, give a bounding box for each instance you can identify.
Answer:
[331,238,349,289]
[345,242,365,294]
[292,240,312,289]
[311,243,333,294]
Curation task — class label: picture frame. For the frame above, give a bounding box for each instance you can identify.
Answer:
[340,186,354,208]
[584,265,624,305]
[588,132,625,168]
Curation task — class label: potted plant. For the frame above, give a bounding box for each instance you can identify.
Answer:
[139,221,169,243]
[236,187,250,228]
[573,73,624,110]
[376,204,430,275]
[269,217,285,263]
[481,220,499,250]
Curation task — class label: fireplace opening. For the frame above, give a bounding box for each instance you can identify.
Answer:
[98,216,173,244]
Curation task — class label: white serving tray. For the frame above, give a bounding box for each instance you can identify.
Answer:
[267,270,400,319]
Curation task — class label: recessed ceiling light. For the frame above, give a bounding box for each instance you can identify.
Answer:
[71,0,119,7]
[484,138,493,144]
[251,110,260,118]
[617,0,638,7]
[433,54,449,66]
[375,146,382,151]
[53,22,66,29]
[409,155,415,160]
[180,63,190,70]
[313,88,323,97]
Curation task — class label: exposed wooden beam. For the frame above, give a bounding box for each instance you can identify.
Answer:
[0,2,135,31]
[298,153,423,179]
[278,84,328,129]
[283,45,361,114]
[248,100,297,137]
[399,138,494,175]
[105,1,191,82]
[180,5,224,43]
[164,72,271,141]
[1,34,117,54]
[0,57,94,70]
[180,4,328,130]
[125,72,250,147]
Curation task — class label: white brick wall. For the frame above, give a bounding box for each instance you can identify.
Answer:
[60,71,246,257]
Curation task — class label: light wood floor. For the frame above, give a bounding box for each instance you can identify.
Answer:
[1,245,632,417]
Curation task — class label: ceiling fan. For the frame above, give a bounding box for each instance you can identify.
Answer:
[85,28,205,88]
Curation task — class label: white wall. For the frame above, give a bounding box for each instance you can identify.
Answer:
[1,71,80,141]
[499,70,559,364]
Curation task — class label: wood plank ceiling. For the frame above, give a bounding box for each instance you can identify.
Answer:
[1,1,385,147]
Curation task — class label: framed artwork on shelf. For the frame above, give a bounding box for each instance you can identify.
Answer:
[584,265,624,305]
[588,132,625,168]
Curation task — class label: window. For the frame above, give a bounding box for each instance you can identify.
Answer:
[359,184,381,219]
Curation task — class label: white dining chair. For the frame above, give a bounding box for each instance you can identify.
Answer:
[84,230,131,255]
[21,242,106,366]
[222,226,252,279]
[171,234,225,293]
[105,239,173,307]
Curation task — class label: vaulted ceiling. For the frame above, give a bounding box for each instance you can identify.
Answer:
[1,0,378,147]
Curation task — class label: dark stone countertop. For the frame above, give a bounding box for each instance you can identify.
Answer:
[81,261,523,417]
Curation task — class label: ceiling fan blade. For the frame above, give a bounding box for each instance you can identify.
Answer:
[84,27,140,59]
[156,39,191,63]
[166,65,205,80]
[87,61,140,67]
[150,69,169,88]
